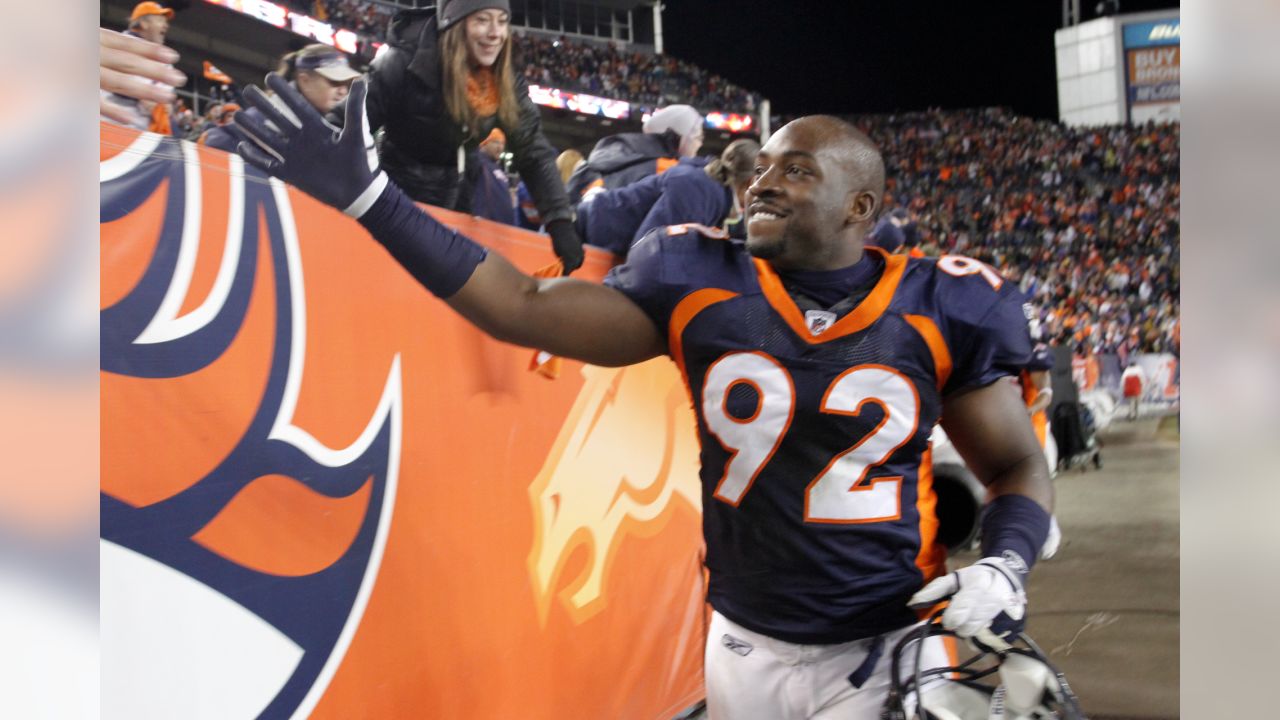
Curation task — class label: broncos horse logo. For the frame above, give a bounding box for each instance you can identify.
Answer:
[100,130,401,720]
[527,360,702,625]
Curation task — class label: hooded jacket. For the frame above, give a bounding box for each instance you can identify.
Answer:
[360,9,571,223]
[564,130,683,203]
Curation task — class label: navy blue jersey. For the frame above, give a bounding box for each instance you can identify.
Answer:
[604,229,1032,644]
[575,157,730,257]
[1027,342,1054,372]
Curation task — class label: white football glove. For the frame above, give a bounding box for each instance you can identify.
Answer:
[1039,515,1062,561]
[908,556,1027,641]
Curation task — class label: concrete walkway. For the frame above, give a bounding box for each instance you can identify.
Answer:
[1019,414,1180,719]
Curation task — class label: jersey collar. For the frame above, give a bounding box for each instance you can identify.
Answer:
[752,246,907,345]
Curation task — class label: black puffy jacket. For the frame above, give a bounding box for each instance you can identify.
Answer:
[361,9,571,224]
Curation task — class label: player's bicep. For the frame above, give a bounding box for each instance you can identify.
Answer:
[447,253,665,367]
[940,379,1052,508]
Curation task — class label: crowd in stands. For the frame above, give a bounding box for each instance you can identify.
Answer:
[513,33,763,116]
[852,108,1179,359]
[127,4,1177,361]
[310,0,396,44]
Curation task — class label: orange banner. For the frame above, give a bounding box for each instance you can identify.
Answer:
[99,123,706,719]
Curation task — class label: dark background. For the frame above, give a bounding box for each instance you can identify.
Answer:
[662,0,1177,119]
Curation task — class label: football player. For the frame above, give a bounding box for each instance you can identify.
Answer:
[233,77,1054,719]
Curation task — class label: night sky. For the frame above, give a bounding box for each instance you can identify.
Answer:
[661,0,1177,120]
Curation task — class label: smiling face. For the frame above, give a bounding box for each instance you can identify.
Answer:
[745,116,884,270]
[464,9,510,68]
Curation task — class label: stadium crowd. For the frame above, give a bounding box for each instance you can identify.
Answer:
[854,108,1179,359]
[514,33,762,116]
[105,1,1178,360]
[309,0,397,42]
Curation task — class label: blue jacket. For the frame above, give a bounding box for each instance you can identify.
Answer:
[574,157,731,257]
[470,154,518,226]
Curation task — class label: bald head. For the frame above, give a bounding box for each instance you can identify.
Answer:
[745,115,889,270]
[786,115,885,201]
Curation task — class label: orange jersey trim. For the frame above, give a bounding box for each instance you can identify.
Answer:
[655,157,680,174]
[913,446,946,584]
[752,247,907,345]
[903,314,953,391]
[667,288,739,377]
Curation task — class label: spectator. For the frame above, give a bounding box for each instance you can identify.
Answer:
[555,148,584,186]
[1121,360,1147,419]
[866,208,915,254]
[471,128,518,225]
[204,44,359,153]
[565,104,702,202]
[271,4,768,115]
[98,27,185,126]
[515,148,581,231]
[574,138,758,258]
[360,0,584,272]
[101,3,180,131]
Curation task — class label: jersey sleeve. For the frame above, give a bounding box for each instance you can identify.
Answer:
[601,228,684,334]
[1026,342,1054,371]
[939,272,1034,396]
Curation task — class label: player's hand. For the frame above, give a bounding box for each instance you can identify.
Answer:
[908,556,1027,643]
[546,219,584,274]
[234,73,388,218]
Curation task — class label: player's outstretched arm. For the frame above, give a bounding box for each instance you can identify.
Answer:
[447,254,664,366]
[232,74,664,368]
[910,379,1053,645]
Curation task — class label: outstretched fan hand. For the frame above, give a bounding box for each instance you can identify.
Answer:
[233,72,388,218]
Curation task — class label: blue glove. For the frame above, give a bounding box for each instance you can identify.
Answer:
[233,72,388,218]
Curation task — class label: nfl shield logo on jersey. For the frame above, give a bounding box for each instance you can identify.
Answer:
[805,309,837,335]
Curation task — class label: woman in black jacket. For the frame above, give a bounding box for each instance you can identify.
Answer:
[362,0,583,271]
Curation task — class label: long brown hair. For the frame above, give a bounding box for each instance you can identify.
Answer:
[439,20,520,136]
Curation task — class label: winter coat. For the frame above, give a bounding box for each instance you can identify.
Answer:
[360,9,571,223]
[564,130,683,203]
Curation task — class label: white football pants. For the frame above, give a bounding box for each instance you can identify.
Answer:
[705,611,950,720]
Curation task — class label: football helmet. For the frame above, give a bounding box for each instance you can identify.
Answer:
[880,615,1087,720]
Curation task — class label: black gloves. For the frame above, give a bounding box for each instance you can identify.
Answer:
[545,218,584,275]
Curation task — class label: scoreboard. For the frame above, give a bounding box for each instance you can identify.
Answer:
[1055,10,1180,126]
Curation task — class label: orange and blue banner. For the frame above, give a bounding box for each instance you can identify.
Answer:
[100,122,707,719]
